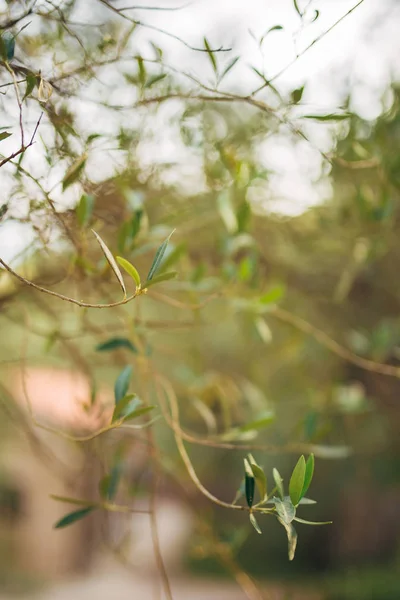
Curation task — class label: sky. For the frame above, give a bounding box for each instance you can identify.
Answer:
[0,0,399,261]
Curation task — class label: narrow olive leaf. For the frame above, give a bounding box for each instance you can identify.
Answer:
[54,507,95,529]
[289,455,306,506]
[302,113,351,121]
[277,517,297,561]
[96,337,137,353]
[273,468,284,499]
[294,517,332,526]
[92,230,126,297]
[259,285,285,305]
[146,231,175,281]
[114,366,133,404]
[232,478,246,505]
[116,256,141,288]
[123,405,155,421]
[145,73,167,88]
[50,495,97,507]
[293,0,302,17]
[218,191,237,233]
[99,474,111,500]
[311,9,320,22]
[112,393,136,422]
[300,454,314,500]
[244,458,255,508]
[76,194,95,227]
[220,56,239,82]
[204,37,217,74]
[0,132,12,142]
[0,32,15,61]
[23,72,37,101]
[263,25,284,40]
[62,154,87,190]
[307,445,351,459]
[143,271,177,289]
[274,497,296,524]
[158,243,186,273]
[137,55,146,85]
[250,463,267,502]
[99,465,122,501]
[298,497,316,505]
[249,512,262,534]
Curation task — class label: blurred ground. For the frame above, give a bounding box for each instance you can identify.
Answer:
[0,559,322,600]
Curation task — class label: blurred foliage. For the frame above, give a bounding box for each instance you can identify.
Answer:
[0,0,399,598]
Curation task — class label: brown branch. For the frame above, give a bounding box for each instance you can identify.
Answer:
[0,256,139,309]
[271,306,400,379]
[96,0,231,53]
[0,112,42,167]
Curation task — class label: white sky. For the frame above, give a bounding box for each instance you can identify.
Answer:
[0,0,399,260]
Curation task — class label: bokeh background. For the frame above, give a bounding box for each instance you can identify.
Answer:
[0,1,399,599]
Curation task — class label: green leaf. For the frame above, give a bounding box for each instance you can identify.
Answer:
[239,411,275,432]
[244,458,255,508]
[99,465,121,501]
[50,495,97,507]
[289,455,306,507]
[23,72,37,101]
[294,517,332,526]
[262,25,284,42]
[146,231,175,281]
[112,393,137,422]
[302,113,351,121]
[248,457,267,502]
[232,478,246,505]
[272,468,284,499]
[219,56,239,82]
[137,55,146,86]
[87,133,102,144]
[204,37,217,74]
[293,0,302,17]
[92,230,126,297]
[291,85,305,104]
[0,32,15,61]
[300,454,314,499]
[76,194,95,227]
[254,318,272,344]
[259,285,285,305]
[62,154,87,190]
[145,73,167,88]
[158,243,186,273]
[96,337,137,353]
[143,271,177,289]
[116,256,141,287]
[218,190,237,233]
[0,132,12,142]
[311,9,320,22]
[277,517,297,560]
[123,405,155,421]
[114,366,133,404]
[249,512,262,534]
[274,496,296,524]
[54,507,95,529]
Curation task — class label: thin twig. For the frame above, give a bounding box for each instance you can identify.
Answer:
[271,306,400,379]
[252,0,366,95]
[0,256,139,308]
